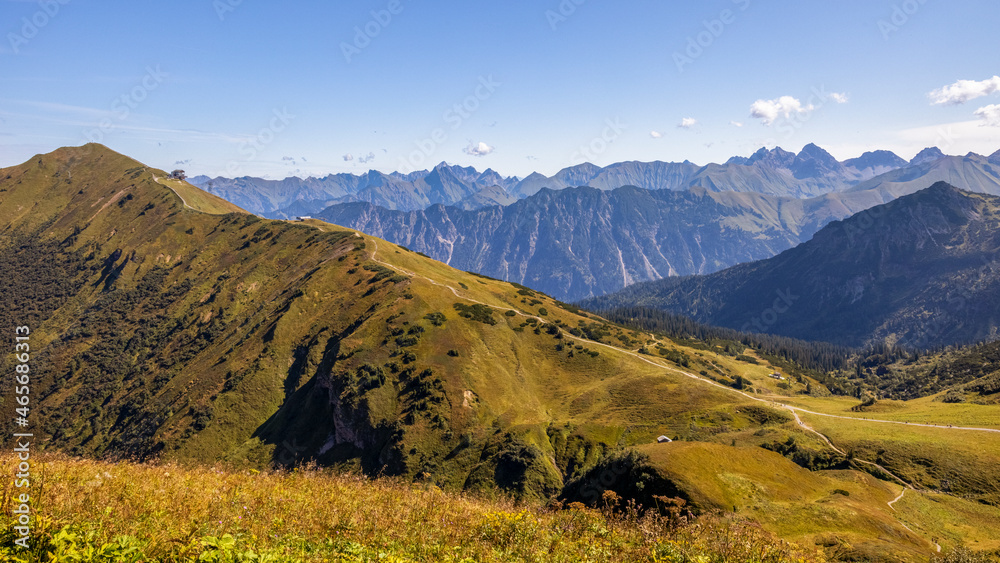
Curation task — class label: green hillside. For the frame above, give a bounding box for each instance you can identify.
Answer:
[1,145,999,561]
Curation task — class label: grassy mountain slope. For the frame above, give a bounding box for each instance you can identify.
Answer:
[2,145,999,560]
[0,144,764,493]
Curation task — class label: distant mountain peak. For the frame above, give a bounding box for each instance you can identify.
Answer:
[990,149,1000,166]
[790,144,842,179]
[843,150,907,171]
[798,142,831,156]
[910,147,946,166]
[921,180,963,195]
[746,146,796,169]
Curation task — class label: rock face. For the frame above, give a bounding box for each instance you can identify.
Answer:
[319,186,865,302]
[584,183,1000,348]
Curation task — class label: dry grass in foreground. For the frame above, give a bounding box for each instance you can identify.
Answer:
[0,453,827,562]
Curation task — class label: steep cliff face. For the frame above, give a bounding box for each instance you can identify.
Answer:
[318,186,857,301]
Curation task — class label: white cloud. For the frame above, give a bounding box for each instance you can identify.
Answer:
[358,152,375,164]
[342,153,354,161]
[649,130,663,138]
[975,104,1000,127]
[930,76,1000,105]
[749,96,814,125]
[830,92,849,104]
[677,117,697,129]
[729,120,744,128]
[464,141,494,156]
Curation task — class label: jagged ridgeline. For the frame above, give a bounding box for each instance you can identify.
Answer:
[0,144,769,499]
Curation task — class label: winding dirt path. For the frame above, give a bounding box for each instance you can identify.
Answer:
[368,236,1000,438]
[152,175,193,209]
[366,236,971,553]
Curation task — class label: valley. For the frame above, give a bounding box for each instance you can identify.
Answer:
[1,145,998,561]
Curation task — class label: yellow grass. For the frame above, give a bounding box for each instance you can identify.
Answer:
[153,176,248,215]
[0,454,820,562]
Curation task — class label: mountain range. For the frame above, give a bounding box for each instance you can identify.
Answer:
[313,152,1000,301]
[193,144,1000,217]
[5,145,1000,560]
[315,185,876,302]
[583,182,1000,348]
[188,146,1000,303]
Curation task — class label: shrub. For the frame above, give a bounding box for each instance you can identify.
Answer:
[453,303,497,325]
[943,389,966,403]
[424,312,447,326]
[395,336,419,347]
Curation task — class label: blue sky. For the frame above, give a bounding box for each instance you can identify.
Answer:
[2,0,999,179]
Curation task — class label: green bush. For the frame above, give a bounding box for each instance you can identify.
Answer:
[453,303,497,325]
